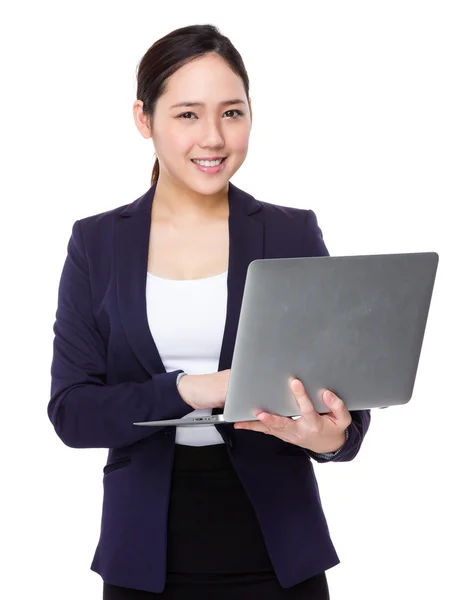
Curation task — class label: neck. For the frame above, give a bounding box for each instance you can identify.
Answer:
[152,175,229,223]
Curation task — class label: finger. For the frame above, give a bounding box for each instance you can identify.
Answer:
[290,378,318,420]
[322,390,352,427]
[234,419,272,434]
[255,411,293,430]
[234,410,292,433]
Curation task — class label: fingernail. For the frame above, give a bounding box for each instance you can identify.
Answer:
[324,390,333,402]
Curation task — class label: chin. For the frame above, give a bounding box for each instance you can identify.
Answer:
[187,178,230,197]
[182,170,235,196]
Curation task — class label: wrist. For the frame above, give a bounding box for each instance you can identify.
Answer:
[329,431,347,453]
[176,371,188,386]
[177,373,195,407]
[308,426,350,457]
[307,430,347,455]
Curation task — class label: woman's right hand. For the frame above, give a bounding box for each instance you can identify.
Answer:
[178,369,231,411]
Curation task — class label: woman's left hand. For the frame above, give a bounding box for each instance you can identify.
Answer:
[234,377,352,454]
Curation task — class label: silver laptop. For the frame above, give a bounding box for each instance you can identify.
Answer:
[134,252,438,427]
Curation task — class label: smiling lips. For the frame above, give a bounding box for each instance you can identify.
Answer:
[191,156,228,173]
[192,157,226,166]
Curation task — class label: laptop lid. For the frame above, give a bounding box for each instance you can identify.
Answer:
[222,252,438,422]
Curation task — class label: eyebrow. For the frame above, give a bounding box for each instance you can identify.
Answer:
[169,99,246,110]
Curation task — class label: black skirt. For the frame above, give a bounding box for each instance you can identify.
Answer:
[103,443,329,599]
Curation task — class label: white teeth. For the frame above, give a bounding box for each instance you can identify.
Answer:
[192,158,224,167]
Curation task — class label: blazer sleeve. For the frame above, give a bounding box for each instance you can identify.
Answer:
[302,210,371,463]
[48,220,194,450]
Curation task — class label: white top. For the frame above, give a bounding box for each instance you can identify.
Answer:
[146,270,228,446]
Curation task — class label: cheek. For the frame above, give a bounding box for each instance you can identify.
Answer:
[227,127,250,155]
[154,124,192,157]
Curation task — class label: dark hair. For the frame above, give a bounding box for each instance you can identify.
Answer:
[135,24,251,186]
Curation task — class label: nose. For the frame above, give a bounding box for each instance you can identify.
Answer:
[198,117,225,149]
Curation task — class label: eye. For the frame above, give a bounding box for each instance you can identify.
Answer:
[224,109,244,119]
[177,112,197,119]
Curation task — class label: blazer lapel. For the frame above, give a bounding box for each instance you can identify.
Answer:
[115,181,264,377]
[218,182,264,371]
[116,185,161,376]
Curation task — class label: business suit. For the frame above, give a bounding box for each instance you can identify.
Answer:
[48,181,371,593]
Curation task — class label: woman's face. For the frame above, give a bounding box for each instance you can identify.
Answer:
[136,53,252,196]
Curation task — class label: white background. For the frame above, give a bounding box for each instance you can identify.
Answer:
[1,1,462,598]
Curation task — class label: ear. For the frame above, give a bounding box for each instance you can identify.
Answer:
[133,100,152,140]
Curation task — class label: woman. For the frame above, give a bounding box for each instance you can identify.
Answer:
[48,24,371,599]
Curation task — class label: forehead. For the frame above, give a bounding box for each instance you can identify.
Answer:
[160,53,246,103]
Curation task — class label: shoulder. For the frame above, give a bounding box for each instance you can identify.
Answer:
[71,184,152,245]
[237,183,316,225]
[251,196,321,237]
[254,197,309,221]
[244,189,328,257]
[77,201,129,234]
[231,182,310,222]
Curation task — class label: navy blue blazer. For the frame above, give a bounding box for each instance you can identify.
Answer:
[48,181,371,593]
